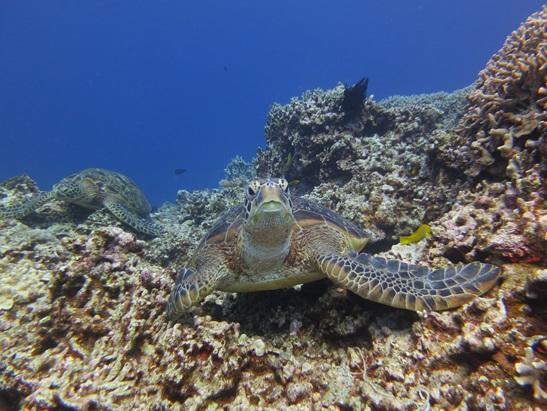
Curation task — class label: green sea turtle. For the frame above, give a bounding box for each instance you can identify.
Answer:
[0,168,163,236]
[167,178,500,320]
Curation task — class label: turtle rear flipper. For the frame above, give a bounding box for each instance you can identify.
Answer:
[317,252,500,311]
[0,191,53,219]
[104,200,164,237]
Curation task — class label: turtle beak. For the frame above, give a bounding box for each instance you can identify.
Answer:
[257,187,286,213]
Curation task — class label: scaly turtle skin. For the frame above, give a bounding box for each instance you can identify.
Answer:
[167,178,500,321]
[0,168,163,236]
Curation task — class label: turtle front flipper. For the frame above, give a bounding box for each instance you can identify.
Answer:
[317,252,500,311]
[104,200,164,237]
[0,191,54,219]
[167,263,231,321]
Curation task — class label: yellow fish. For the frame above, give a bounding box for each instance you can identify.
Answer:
[399,224,432,245]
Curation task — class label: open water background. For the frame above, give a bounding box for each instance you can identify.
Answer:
[0,0,543,205]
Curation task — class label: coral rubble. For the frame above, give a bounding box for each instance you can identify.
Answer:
[429,8,547,266]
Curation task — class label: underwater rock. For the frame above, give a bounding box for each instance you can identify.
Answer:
[423,182,546,264]
[0,179,544,410]
[1,184,542,410]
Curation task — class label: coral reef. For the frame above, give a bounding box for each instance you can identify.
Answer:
[1,8,546,409]
[256,8,546,264]
[455,7,546,182]
[257,84,471,242]
[429,6,547,263]
[421,8,547,266]
[219,155,257,189]
[380,86,471,130]
[422,182,546,265]
[0,175,40,206]
[0,173,544,410]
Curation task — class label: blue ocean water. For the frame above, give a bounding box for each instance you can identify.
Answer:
[0,1,543,206]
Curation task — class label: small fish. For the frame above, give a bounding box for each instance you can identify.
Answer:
[174,168,187,175]
[288,179,300,186]
[282,153,294,174]
[399,224,432,245]
[342,77,368,121]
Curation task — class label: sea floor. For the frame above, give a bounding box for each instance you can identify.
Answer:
[0,187,544,410]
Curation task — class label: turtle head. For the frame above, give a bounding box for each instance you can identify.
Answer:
[243,178,294,230]
[53,181,85,202]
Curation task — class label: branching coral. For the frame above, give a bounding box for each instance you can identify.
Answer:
[426,7,547,264]
[457,7,546,180]
[219,155,257,189]
[515,337,547,402]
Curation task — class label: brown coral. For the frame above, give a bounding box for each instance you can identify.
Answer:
[424,182,546,264]
[457,7,546,179]
[428,7,547,265]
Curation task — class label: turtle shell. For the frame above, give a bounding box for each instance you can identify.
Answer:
[202,204,246,245]
[292,197,371,251]
[59,168,152,214]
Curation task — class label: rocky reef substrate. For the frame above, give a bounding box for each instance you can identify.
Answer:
[1,7,546,410]
[0,172,545,410]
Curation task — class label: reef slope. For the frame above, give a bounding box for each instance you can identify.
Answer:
[0,7,546,410]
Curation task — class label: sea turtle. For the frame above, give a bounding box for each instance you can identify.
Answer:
[0,168,163,236]
[167,178,500,320]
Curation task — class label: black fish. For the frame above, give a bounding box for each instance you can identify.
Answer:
[174,168,187,175]
[342,77,368,121]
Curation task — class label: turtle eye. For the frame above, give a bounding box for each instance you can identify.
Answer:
[247,187,255,196]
